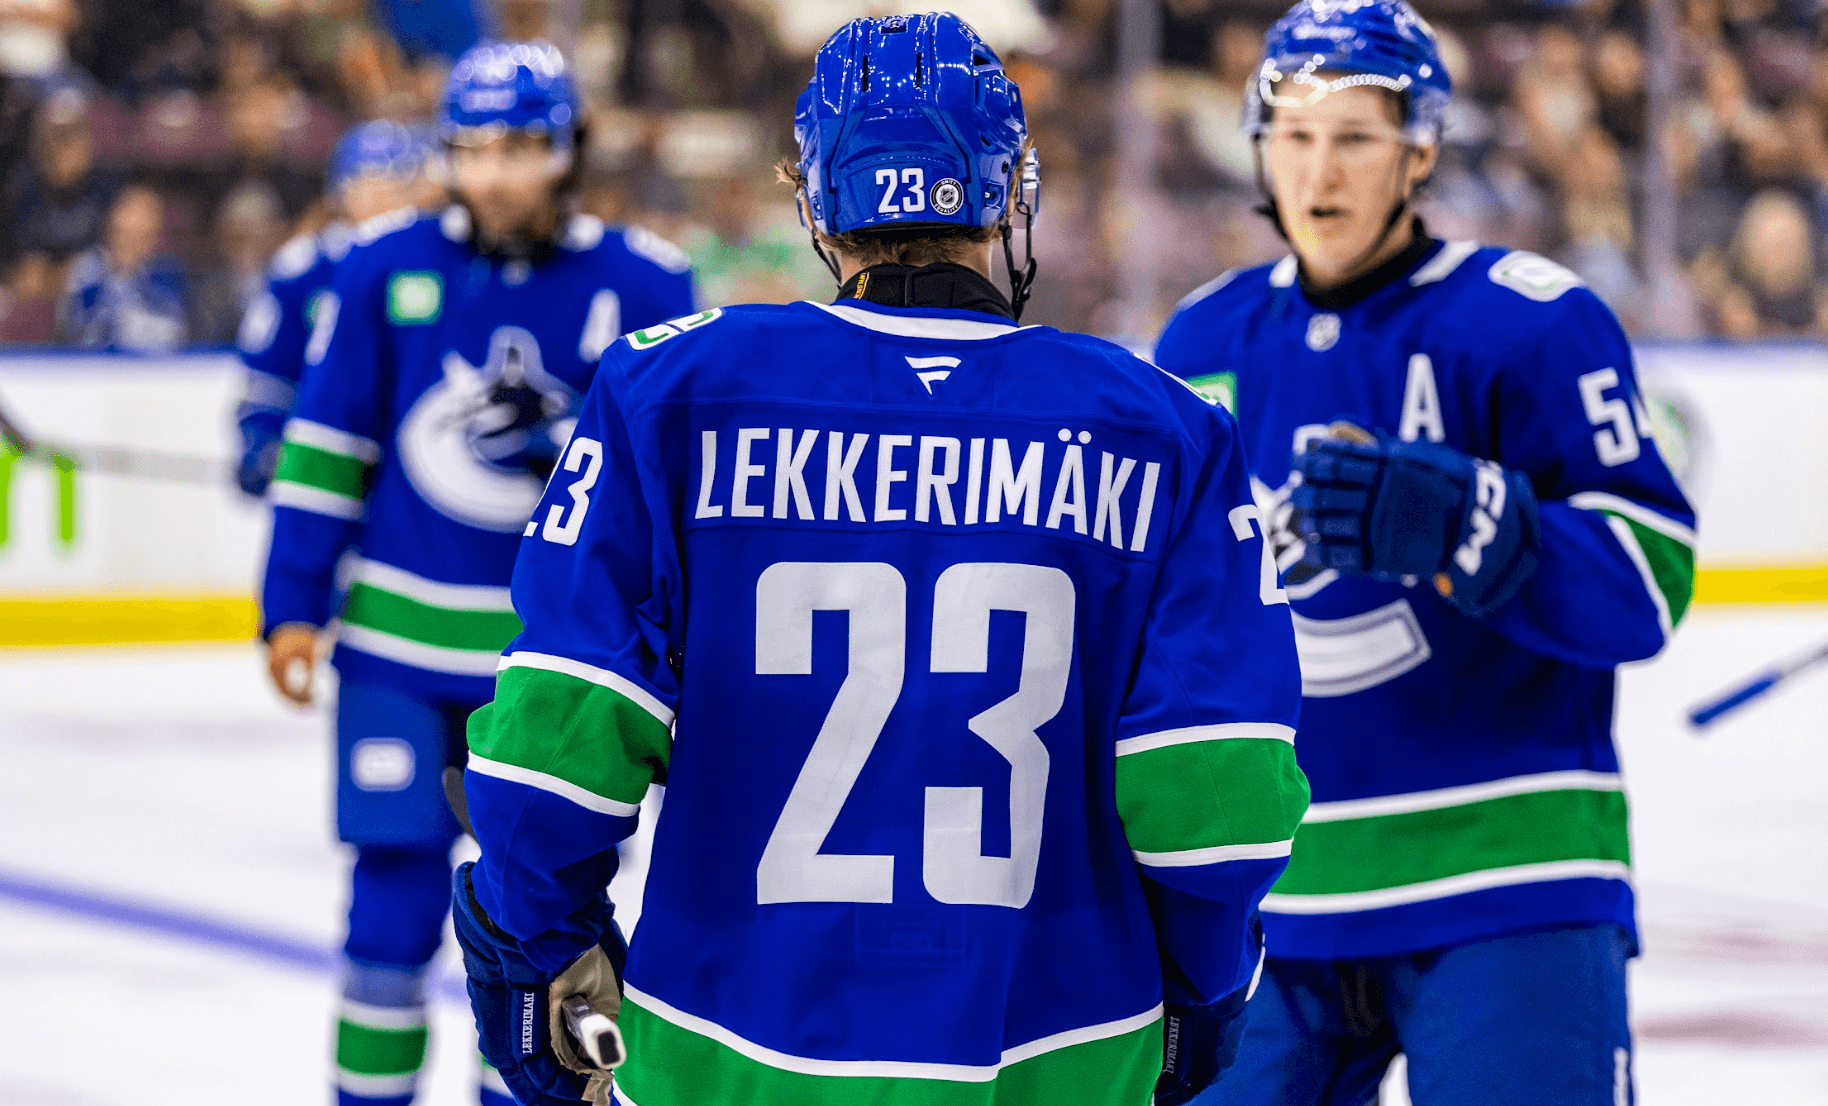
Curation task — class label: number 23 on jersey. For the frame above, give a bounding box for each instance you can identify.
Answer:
[755,561,1072,910]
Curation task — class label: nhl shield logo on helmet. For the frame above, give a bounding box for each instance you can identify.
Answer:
[930,178,965,216]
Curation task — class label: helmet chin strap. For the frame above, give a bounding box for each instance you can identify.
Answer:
[1000,212,1037,322]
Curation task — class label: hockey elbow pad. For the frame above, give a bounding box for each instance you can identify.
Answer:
[1293,433,1540,618]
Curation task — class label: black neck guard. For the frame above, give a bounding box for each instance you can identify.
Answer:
[1299,218,1439,311]
[835,263,1014,320]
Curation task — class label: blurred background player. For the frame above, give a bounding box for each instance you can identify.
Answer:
[1154,2,1697,1103]
[446,13,1307,1106]
[257,39,696,1106]
[233,119,434,499]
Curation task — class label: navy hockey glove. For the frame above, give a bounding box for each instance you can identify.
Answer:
[453,862,626,1105]
[1293,429,1541,619]
[1154,974,1253,1105]
[234,411,285,498]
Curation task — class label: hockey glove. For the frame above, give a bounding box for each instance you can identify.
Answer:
[235,412,285,498]
[1293,428,1542,619]
[1154,967,1255,1104]
[453,862,626,1106]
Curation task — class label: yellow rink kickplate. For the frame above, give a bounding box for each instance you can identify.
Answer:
[0,595,258,646]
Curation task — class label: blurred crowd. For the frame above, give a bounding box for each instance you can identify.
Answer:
[0,0,1823,350]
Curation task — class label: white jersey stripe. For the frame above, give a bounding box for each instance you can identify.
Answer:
[1133,838,1294,868]
[466,753,643,818]
[1115,722,1295,758]
[1261,859,1632,915]
[284,418,381,463]
[271,480,364,520]
[499,651,676,729]
[1301,769,1623,824]
[622,984,1161,1082]
[337,624,502,675]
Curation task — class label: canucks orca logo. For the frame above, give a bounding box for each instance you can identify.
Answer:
[399,327,573,532]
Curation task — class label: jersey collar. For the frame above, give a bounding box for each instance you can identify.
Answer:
[1294,218,1443,311]
[835,262,1015,320]
[807,300,1034,341]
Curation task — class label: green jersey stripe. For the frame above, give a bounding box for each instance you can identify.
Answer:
[468,664,672,808]
[270,479,364,520]
[1270,786,1629,898]
[1116,737,1308,856]
[1568,492,1696,632]
[499,650,676,729]
[338,623,504,675]
[274,439,368,500]
[615,986,1161,1105]
[285,418,381,463]
[343,582,522,652]
[1263,858,1632,915]
[336,1019,429,1077]
[468,753,642,817]
[1114,721,1294,757]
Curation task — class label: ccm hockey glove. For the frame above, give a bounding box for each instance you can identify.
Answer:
[453,862,626,1106]
[1293,429,1541,618]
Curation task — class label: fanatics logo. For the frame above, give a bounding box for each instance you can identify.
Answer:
[930,178,964,216]
[1306,312,1341,352]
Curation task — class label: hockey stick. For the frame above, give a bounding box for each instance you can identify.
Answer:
[1687,638,1828,729]
[0,384,230,486]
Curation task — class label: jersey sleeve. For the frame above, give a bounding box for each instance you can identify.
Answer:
[1482,289,1697,666]
[1114,387,1308,1008]
[258,253,386,635]
[235,273,318,462]
[463,346,683,973]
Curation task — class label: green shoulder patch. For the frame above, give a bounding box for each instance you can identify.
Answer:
[1487,251,1582,302]
[387,272,444,325]
[1184,371,1237,413]
[627,308,724,351]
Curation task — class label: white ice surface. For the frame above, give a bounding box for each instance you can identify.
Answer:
[0,611,1824,1103]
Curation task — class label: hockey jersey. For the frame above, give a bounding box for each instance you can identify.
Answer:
[236,223,352,469]
[1154,240,1696,960]
[463,296,1309,1105]
[260,206,697,702]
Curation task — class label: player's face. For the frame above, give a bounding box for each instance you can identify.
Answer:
[1262,85,1436,283]
[341,175,417,224]
[448,131,566,243]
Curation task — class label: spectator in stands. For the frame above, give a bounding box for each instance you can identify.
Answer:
[8,87,114,260]
[1717,188,1824,336]
[57,183,188,351]
[191,180,285,344]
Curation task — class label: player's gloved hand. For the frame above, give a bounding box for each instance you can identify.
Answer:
[453,861,626,1106]
[235,418,284,498]
[1292,425,1542,618]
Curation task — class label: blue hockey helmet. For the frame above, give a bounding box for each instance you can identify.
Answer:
[1249,0,1451,146]
[439,40,580,152]
[326,120,428,192]
[794,13,1034,238]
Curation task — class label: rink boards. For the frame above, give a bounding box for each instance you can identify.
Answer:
[0,344,1824,644]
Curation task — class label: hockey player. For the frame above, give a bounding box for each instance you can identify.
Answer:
[1152,3,1697,1103]
[234,119,433,498]
[447,13,1309,1106]
[258,40,696,1106]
